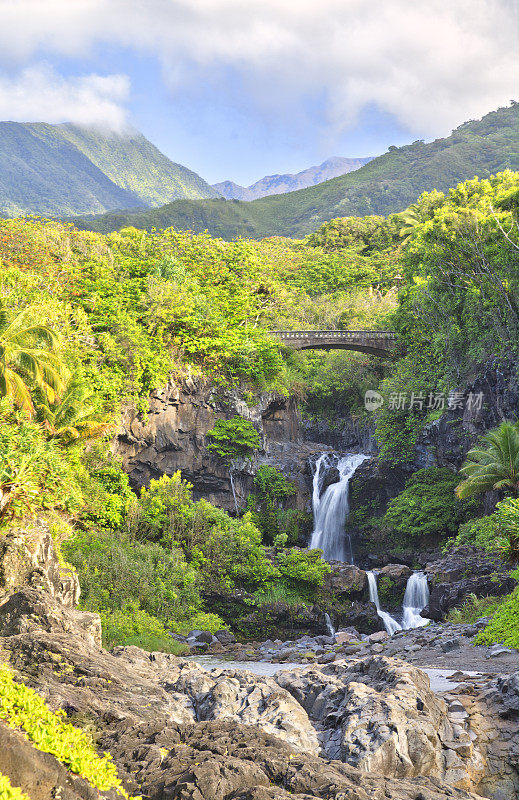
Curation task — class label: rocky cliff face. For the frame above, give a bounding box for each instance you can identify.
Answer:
[0,518,79,608]
[416,358,519,471]
[115,376,307,512]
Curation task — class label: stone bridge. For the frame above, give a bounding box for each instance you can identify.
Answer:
[270,330,397,356]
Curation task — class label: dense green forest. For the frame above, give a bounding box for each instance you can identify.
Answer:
[74,103,519,238]
[0,122,218,218]
[2,168,519,649]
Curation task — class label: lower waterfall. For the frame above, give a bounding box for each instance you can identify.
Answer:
[310,453,368,562]
[367,570,429,634]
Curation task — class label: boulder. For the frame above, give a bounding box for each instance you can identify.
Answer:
[325,562,367,597]
[0,588,101,647]
[187,629,214,644]
[423,547,516,621]
[320,466,340,494]
[0,519,79,607]
[333,600,384,634]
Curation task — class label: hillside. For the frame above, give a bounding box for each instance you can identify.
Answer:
[0,122,218,217]
[213,156,372,200]
[74,103,519,238]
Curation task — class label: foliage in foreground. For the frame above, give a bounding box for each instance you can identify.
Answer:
[64,469,330,645]
[0,664,128,796]
[0,773,31,800]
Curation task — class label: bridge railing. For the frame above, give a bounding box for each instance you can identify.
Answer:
[269,330,397,340]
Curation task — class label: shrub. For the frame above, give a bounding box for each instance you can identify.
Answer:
[63,528,201,624]
[0,773,31,800]
[475,571,519,649]
[451,515,501,552]
[99,607,189,653]
[129,473,280,591]
[0,664,128,796]
[206,417,261,464]
[447,593,505,624]
[0,408,83,526]
[382,468,478,543]
[246,465,300,545]
[277,548,331,590]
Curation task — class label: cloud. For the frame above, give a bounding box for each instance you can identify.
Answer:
[0,64,130,128]
[0,0,517,136]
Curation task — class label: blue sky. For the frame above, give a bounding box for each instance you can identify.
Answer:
[0,0,517,186]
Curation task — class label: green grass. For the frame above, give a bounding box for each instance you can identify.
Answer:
[475,575,519,649]
[447,593,505,624]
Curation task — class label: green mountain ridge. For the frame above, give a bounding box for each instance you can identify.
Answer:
[73,103,519,238]
[0,122,218,217]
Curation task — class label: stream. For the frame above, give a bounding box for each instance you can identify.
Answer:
[187,655,478,694]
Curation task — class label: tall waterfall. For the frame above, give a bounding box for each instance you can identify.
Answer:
[310,453,368,562]
[367,570,429,634]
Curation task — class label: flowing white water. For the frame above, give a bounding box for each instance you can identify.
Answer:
[367,570,430,634]
[367,571,402,635]
[324,613,336,637]
[310,453,368,562]
[402,572,430,629]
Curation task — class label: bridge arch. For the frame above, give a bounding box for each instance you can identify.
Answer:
[270,330,397,357]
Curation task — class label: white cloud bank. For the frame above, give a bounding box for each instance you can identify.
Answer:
[0,0,517,135]
[0,65,129,128]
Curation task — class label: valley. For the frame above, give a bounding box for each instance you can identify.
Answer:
[0,133,519,800]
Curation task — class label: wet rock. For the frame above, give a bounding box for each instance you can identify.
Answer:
[320,466,340,493]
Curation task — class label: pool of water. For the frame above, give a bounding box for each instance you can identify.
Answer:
[187,655,480,692]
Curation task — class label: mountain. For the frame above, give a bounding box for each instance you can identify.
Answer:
[213,156,373,200]
[73,103,519,239]
[0,122,219,217]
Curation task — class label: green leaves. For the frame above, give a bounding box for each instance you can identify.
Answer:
[0,665,129,796]
[382,468,476,543]
[206,417,261,464]
[456,422,519,499]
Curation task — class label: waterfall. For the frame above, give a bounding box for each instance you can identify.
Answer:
[324,613,336,637]
[402,572,429,629]
[366,571,402,635]
[310,453,368,562]
[366,570,430,635]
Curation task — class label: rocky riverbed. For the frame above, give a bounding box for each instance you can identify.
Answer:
[185,619,519,673]
[0,583,518,799]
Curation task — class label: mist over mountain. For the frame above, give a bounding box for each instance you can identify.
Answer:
[213,156,373,201]
[0,122,219,217]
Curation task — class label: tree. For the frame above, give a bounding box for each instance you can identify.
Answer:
[35,379,111,445]
[456,422,519,499]
[0,303,66,415]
